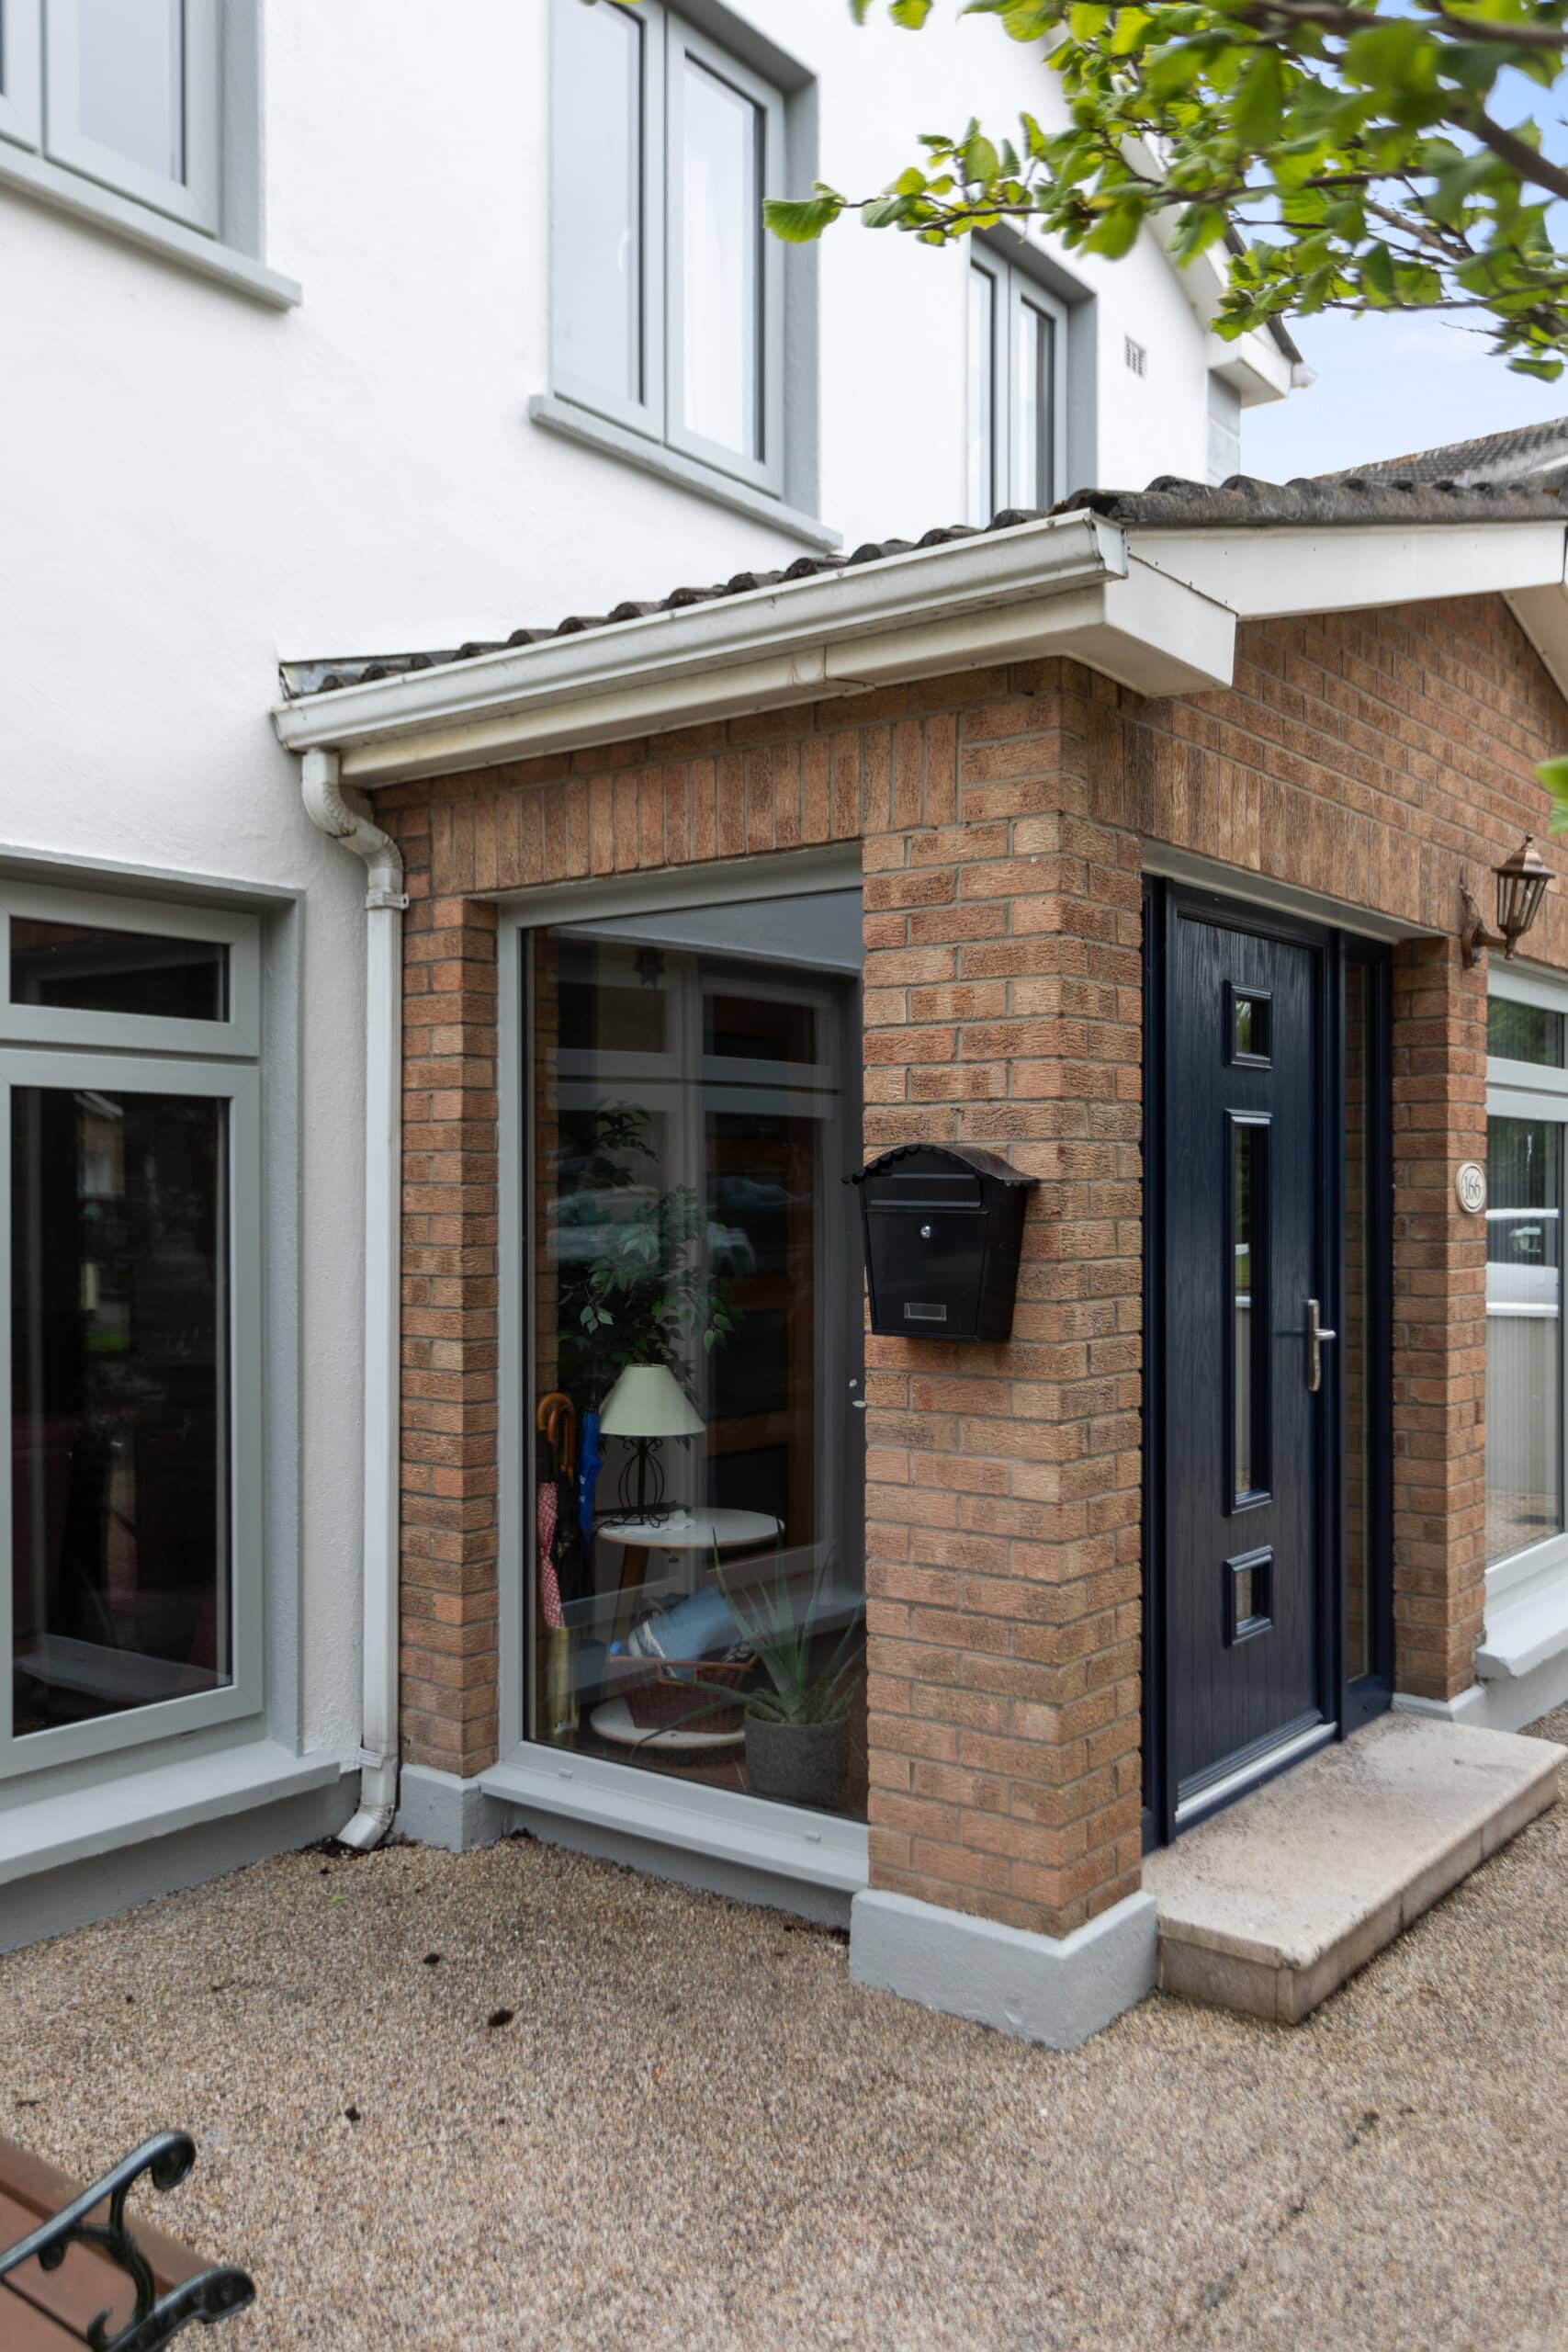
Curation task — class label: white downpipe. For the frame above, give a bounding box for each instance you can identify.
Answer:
[300,746,407,1850]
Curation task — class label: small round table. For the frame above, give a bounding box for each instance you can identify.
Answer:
[596,1508,783,1635]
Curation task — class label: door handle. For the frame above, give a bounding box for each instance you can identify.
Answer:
[1305,1297,1337,1394]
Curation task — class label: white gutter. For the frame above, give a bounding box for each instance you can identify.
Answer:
[299,748,407,1851]
[273,512,1238,786]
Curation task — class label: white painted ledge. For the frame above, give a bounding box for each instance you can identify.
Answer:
[850,1886,1158,2050]
[528,394,840,554]
[1480,1563,1568,1682]
[480,1745,867,1896]
[0,144,300,308]
[0,1740,342,1887]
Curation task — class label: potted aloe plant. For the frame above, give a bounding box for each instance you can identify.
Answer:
[644,1546,864,1813]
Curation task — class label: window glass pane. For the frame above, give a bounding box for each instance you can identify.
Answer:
[680,60,761,458]
[77,0,185,183]
[530,892,866,1821]
[967,265,995,527]
[1016,296,1055,510]
[1233,1122,1267,1500]
[555,0,644,405]
[1488,996,1564,1067]
[11,918,228,1023]
[1344,962,1372,1677]
[12,1086,231,1737]
[1487,1114,1564,1564]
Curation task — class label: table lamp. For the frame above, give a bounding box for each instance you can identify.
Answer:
[598,1363,704,1524]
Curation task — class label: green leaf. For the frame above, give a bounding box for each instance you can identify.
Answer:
[763,191,843,243]
[1538,755,1568,831]
[890,0,935,21]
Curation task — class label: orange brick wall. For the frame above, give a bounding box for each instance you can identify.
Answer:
[377,588,1566,1893]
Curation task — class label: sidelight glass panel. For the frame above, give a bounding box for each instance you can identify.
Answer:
[680,58,762,458]
[1486,1114,1564,1564]
[77,0,186,183]
[1232,1120,1268,1502]
[11,1085,231,1736]
[1343,961,1372,1677]
[529,889,865,1818]
[1488,998,1564,1069]
[967,264,996,528]
[12,919,228,1023]
[554,0,645,406]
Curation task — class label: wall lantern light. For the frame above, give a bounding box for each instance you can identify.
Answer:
[1461,835,1552,969]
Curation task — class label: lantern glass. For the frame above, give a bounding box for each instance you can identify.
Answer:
[1496,845,1551,946]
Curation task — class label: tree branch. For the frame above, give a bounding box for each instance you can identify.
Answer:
[1465,109,1568,203]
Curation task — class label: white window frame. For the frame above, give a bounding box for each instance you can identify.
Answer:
[550,0,788,501]
[0,0,41,146]
[968,243,1069,526]
[39,0,220,233]
[1485,963,1568,1597]
[0,1029,264,1781]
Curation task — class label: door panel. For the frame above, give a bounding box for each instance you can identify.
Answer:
[1163,903,1325,1809]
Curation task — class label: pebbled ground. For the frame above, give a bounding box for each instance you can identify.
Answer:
[4,1710,1567,2352]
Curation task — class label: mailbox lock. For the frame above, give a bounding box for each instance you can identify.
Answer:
[919,1223,933,1239]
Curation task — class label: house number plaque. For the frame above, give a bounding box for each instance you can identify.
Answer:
[1455,1161,1487,1215]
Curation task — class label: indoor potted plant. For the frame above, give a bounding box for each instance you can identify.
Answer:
[648,1546,864,1812]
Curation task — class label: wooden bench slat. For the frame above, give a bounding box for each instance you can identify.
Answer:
[0,2278,91,2348]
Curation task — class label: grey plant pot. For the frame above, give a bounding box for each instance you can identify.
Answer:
[745,1713,851,1812]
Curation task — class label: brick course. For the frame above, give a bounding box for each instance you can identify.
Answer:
[378,589,1565,1909]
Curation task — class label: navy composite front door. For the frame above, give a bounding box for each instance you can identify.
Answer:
[1155,892,1335,1828]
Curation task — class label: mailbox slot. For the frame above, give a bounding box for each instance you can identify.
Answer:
[850,1143,1037,1342]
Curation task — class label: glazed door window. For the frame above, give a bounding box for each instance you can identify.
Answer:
[0,888,262,1780]
[527,888,866,1819]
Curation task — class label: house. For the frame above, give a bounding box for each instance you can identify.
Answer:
[0,0,1301,1959]
[1326,417,1568,495]
[27,3,1564,2052]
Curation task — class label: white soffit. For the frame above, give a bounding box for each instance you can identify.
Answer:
[274,513,1237,787]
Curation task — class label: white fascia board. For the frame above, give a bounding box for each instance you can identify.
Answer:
[273,512,1233,786]
[1204,329,1293,410]
[1131,520,1568,624]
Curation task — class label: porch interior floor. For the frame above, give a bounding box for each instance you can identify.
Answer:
[1143,1711,1562,2024]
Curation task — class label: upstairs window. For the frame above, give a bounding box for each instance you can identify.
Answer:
[551,0,787,497]
[0,0,221,233]
[967,245,1068,526]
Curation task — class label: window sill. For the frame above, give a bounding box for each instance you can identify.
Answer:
[0,142,300,309]
[1480,1558,1568,1681]
[529,394,840,555]
[480,1741,868,1895]
[0,1738,341,1887]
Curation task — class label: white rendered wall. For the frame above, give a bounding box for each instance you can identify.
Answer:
[0,0,1279,1776]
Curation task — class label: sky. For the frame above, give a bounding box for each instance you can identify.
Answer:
[1242,309,1568,481]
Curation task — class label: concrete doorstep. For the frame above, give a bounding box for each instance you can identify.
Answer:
[1143,1713,1562,2024]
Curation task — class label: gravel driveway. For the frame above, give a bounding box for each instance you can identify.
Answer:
[6,1712,1567,2352]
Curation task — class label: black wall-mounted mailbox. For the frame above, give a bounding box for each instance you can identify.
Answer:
[850,1143,1038,1342]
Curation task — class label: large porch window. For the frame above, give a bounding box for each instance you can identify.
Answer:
[0,883,263,1781]
[524,885,866,1821]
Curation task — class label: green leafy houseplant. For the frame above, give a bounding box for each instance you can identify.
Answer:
[555,1103,739,1405]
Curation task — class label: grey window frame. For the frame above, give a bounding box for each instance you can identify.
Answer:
[0,1021,265,1782]
[550,0,788,502]
[0,880,261,1059]
[0,0,42,147]
[0,0,288,302]
[40,0,221,233]
[968,243,1070,526]
[1486,964,1568,1597]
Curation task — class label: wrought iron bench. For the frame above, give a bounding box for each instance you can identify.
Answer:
[0,2132,253,2349]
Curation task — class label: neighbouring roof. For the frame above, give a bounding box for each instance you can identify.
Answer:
[1325,416,1568,492]
[278,471,1567,702]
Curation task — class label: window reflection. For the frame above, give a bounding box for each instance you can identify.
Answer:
[530,890,866,1817]
[12,1086,230,1736]
[1486,1114,1565,1564]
